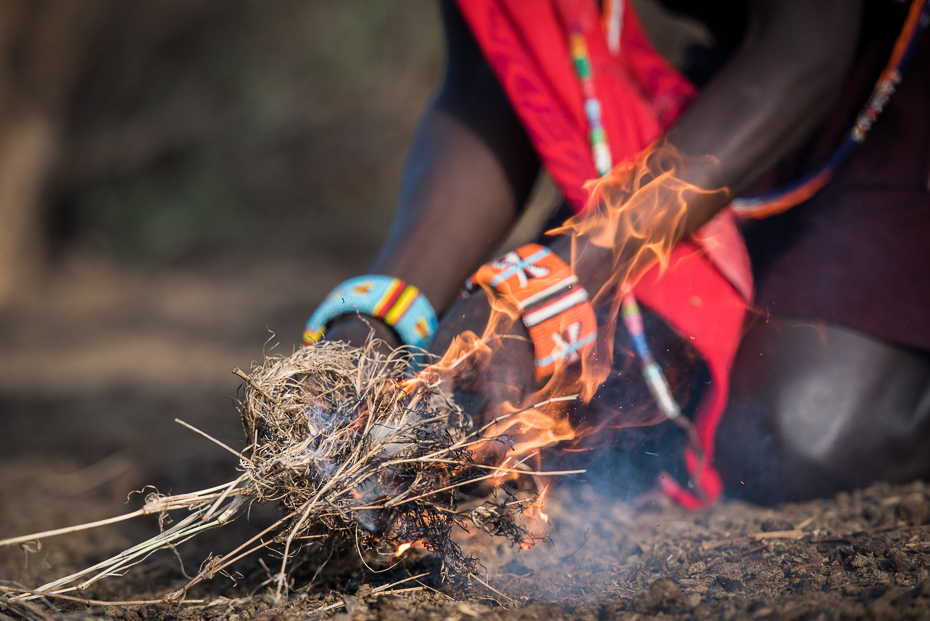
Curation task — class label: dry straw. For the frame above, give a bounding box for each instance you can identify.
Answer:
[0,339,581,605]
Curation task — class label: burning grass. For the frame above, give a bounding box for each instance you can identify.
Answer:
[0,340,578,605]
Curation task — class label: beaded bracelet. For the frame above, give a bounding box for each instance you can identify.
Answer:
[468,244,597,379]
[304,275,438,349]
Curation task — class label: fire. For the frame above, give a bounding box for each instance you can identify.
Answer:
[479,403,576,469]
[419,140,724,540]
[395,542,413,556]
[547,140,727,399]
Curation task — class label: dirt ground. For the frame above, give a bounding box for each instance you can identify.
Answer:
[1,258,929,621]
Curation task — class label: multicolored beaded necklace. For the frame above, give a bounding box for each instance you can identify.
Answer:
[568,20,683,423]
[730,0,929,218]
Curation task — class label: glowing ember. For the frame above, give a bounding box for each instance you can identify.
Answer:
[534,486,551,525]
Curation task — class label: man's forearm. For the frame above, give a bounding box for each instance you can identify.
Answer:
[321,0,538,350]
[366,0,539,314]
[670,0,862,207]
[555,0,862,298]
[369,105,537,313]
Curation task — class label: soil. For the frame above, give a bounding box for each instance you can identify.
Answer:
[2,463,930,621]
[2,259,930,621]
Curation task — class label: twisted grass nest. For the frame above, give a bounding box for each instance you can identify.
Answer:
[2,340,550,604]
[238,340,538,575]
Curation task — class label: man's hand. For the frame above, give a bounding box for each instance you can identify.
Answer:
[323,314,399,352]
[429,289,537,427]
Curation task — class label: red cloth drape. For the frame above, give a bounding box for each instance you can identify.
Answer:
[457,0,752,506]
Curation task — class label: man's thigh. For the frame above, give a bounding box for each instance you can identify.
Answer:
[716,316,930,503]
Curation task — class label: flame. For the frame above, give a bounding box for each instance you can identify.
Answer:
[395,542,413,556]
[477,404,576,470]
[546,140,727,400]
[419,140,725,538]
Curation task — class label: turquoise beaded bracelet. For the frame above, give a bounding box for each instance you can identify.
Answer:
[304,275,438,349]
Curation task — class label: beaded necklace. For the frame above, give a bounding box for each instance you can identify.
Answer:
[730,0,929,218]
[568,12,683,423]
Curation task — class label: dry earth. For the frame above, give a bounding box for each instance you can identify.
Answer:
[2,464,929,621]
[1,259,929,621]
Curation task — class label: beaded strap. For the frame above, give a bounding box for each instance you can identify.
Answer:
[569,13,686,415]
[570,29,613,177]
[304,275,438,349]
[469,244,597,379]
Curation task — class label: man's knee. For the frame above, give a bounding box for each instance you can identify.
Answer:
[716,318,930,502]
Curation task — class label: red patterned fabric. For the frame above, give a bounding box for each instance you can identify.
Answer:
[456,0,694,208]
[456,0,750,506]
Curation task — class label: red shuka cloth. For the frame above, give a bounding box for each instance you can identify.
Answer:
[456,0,751,507]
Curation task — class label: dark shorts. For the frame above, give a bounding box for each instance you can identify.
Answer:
[743,23,930,352]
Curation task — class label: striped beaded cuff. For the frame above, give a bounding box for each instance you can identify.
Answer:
[304,276,438,349]
[469,244,597,379]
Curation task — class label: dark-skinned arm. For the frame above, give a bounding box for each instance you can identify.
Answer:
[324,0,539,348]
[431,0,863,412]
[565,0,863,297]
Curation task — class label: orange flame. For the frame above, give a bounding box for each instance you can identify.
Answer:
[423,140,725,533]
[495,408,575,457]
[547,140,727,400]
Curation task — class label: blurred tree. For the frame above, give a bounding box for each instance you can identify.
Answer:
[0,0,109,303]
[0,0,442,304]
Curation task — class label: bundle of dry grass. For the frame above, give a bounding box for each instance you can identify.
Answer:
[1,340,576,604]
